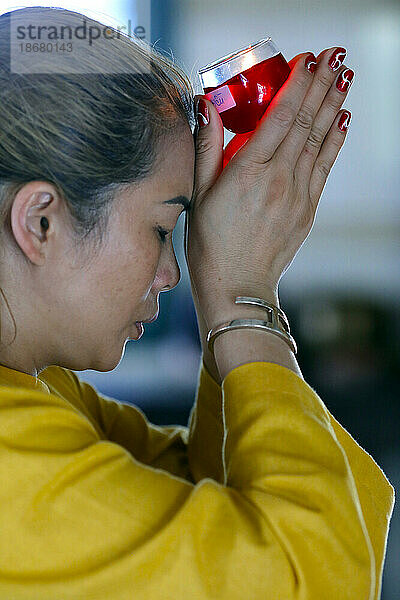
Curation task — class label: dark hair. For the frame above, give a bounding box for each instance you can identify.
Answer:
[0,6,195,257]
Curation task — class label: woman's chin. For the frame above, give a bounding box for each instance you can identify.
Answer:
[93,353,125,373]
[90,340,128,373]
[74,328,139,373]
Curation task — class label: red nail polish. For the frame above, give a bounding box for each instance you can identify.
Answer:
[336,69,354,93]
[338,111,351,132]
[305,53,317,73]
[196,98,209,128]
[328,47,347,71]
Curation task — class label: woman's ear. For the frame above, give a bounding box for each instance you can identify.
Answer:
[10,183,58,266]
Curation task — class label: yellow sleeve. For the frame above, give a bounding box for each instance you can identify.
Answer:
[328,412,395,600]
[196,360,395,600]
[47,360,395,599]
[51,360,224,485]
[69,371,195,483]
[0,361,394,599]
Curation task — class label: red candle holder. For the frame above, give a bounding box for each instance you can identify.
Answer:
[198,38,291,167]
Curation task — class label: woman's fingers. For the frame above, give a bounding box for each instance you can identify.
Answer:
[287,53,308,70]
[308,109,351,205]
[192,94,224,204]
[274,47,350,168]
[294,63,354,183]
[240,52,315,165]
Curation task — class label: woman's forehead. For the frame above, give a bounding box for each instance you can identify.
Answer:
[114,126,195,212]
[154,128,195,184]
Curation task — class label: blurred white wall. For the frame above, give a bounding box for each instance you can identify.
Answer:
[168,0,400,306]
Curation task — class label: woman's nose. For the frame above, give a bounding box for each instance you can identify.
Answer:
[154,253,181,293]
[163,261,181,292]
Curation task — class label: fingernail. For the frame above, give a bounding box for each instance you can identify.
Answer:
[328,47,347,71]
[336,68,354,93]
[305,53,317,73]
[196,98,209,128]
[338,110,352,132]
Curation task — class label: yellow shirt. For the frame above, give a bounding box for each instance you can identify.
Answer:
[0,360,394,599]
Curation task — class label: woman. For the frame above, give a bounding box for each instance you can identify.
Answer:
[0,6,394,600]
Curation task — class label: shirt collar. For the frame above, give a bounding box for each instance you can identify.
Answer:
[0,363,50,394]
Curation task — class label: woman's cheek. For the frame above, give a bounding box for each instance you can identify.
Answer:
[144,246,162,294]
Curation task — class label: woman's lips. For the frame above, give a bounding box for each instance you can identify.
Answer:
[133,310,159,340]
[134,322,144,339]
[143,310,159,323]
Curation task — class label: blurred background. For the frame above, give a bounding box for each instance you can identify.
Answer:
[2,0,398,595]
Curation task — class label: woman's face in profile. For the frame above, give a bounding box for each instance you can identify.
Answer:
[75,125,196,370]
[3,124,195,375]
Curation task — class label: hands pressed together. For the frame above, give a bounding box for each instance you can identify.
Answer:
[185,46,354,336]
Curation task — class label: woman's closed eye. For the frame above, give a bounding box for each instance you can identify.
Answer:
[157,226,171,243]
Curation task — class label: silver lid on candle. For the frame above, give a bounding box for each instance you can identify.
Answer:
[198,37,280,89]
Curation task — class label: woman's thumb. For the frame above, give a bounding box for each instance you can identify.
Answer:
[193,95,224,204]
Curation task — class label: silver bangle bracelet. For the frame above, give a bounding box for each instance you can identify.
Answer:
[206,296,297,355]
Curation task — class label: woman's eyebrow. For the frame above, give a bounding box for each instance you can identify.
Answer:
[163,196,190,211]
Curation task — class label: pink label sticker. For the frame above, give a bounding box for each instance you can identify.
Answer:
[204,85,236,114]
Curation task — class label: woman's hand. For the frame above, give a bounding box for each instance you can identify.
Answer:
[185,46,353,333]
